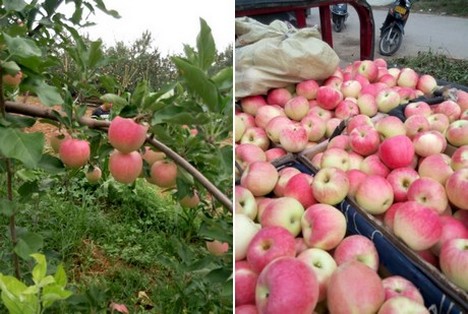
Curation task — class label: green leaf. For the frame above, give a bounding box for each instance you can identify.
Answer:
[43,0,62,15]
[31,253,47,285]
[27,80,64,106]
[199,219,232,244]
[5,114,37,128]
[3,0,27,12]
[100,93,128,111]
[37,154,65,174]
[14,232,44,261]
[0,127,44,168]
[0,198,15,217]
[131,80,148,108]
[172,57,219,112]
[1,61,21,75]
[221,279,233,298]
[87,40,107,69]
[42,285,72,308]
[151,107,210,126]
[0,274,37,314]
[205,267,231,284]
[211,67,233,92]
[17,181,39,198]
[196,18,216,71]
[54,264,68,287]
[3,33,42,59]
[93,0,121,18]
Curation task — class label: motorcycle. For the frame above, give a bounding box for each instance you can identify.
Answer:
[379,0,412,56]
[331,3,349,32]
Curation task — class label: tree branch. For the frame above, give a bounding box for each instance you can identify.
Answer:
[4,100,233,212]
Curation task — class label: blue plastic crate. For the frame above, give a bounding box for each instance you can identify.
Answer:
[273,154,468,313]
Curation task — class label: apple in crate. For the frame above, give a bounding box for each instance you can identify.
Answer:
[397,67,419,89]
[412,130,447,157]
[404,115,430,139]
[320,147,350,171]
[432,216,468,255]
[235,185,258,220]
[260,197,305,237]
[333,234,380,272]
[407,177,448,214]
[255,105,286,129]
[301,114,327,142]
[355,175,394,215]
[445,168,468,210]
[378,296,430,314]
[312,167,350,205]
[235,304,258,314]
[235,214,261,261]
[427,113,450,133]
[265,116,293,143]
[357,93,378,117]
[297,248,337,302]
[273,167,301,197]
[301,203,347,251]
[416,73,438,94]
[240,95,267,116]
[386,167,420,202]
[267,87,292,107]
[235,260,259,307]
[240,161,279,197]
[418,153,453,185]
[246,226,296,273]
[349,124,381,157]
[378,135,415,169]
[284,95,310,121]
[240,127,270,151]
[374,115,407,139]
[296,79,320,100]
[278,124,308,153]
[393,201,442,251]
[439,238,468,291]
[327,260,385,314]
[404,101,432,118]
[256,257,319,314]
[382,276,424,304]
[434,100,461,123]
[235,143,266,170]
[283,173,316,208]
[316,85,343,110]
[446,120,468,147]
[451,145,468,171]
[265,147,287,162]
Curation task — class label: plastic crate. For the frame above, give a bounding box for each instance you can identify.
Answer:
[272,154,468,313]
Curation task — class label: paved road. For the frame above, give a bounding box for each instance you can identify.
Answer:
[306,6,468,65]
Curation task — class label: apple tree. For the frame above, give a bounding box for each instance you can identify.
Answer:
[0,0,233,311]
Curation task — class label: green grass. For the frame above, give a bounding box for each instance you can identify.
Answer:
[0,173,232,313]
[411,0,468,17]
[389,51,468,86]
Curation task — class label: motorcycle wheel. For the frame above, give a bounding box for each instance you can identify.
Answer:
[333,18,344,32]
[379,26,402,56]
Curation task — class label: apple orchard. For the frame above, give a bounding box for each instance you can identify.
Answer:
[235,57,468,313]
[0,1,232,313]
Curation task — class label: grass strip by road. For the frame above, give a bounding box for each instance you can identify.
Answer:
[411,0,468,18]
[390,51,468,86]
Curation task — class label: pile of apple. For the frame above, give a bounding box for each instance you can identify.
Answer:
[235,186,433,313]
[234,58,468,312]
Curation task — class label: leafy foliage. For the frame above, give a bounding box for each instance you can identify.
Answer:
[0,1,233,313]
